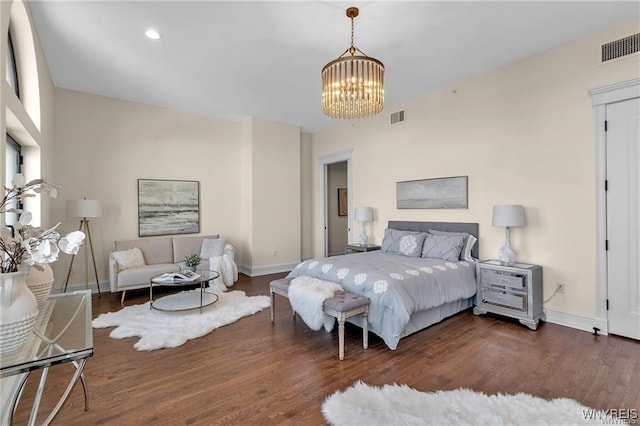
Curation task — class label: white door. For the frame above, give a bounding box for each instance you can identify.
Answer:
[607,97,640,339]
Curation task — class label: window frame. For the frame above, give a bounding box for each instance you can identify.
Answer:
[5,134,23,226]
[7,28,20,99]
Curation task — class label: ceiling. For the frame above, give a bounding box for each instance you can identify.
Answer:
[27,1,639,133]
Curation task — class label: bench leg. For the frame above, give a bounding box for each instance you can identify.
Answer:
[270,290,275,322]
[337,314,345,360]
[363,308,369,350]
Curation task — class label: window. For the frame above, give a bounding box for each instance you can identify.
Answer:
[6,29,19,98]
[5,134,22,226]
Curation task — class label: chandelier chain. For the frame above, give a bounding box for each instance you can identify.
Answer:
[351,16,354,48]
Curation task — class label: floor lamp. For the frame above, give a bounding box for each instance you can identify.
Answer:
[63,198,102,294]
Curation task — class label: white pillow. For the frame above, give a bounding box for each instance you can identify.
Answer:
[200,238,227,258]
[112,247,145,272]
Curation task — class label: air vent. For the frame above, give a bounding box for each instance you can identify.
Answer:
[602,33,639,62]
[390,110,405,125]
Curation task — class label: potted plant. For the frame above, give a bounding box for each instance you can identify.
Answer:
[184,254,201,272]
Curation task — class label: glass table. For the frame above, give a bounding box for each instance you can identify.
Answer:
[0,290,93,426]
[150,270,219,313]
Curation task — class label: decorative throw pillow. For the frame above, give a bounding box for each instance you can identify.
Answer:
[200,238,227,258]
[112,247,146,272]
[381,229,426,257]
[428,229,478,261]
[421,233,465,261]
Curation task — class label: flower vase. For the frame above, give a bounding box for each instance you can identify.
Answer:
[25,263,55,306]
[0,271,39,354]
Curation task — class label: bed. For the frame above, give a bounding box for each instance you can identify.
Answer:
[286,221,479,350]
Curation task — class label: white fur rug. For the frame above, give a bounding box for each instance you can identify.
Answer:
[92,290,270,351]
[322,381,611,425]
[289,276,343,332]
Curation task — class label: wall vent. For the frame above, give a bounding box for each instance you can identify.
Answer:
[601,33,639,62]
[390,110,405,125]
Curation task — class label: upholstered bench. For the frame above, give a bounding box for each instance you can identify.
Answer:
[269,278,369,360]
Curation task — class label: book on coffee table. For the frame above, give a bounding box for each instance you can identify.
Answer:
[154,271,201,282]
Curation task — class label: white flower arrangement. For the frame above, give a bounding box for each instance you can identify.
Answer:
[0,174,85,273]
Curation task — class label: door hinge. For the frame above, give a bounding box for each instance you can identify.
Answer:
[605,180,608,191]
[605,240,609,251]
[606,299,609,310]
[604,120,608,131]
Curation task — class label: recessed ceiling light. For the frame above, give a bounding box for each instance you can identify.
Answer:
[145,29,161,40]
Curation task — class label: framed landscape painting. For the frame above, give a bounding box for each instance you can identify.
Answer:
[338,188,348,216]
[396,176,468,209]
[138,179,200,237]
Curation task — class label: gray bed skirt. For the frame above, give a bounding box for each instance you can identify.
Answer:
[346,297,474,344]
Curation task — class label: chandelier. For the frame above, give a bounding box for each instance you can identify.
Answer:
[321,7,384,119]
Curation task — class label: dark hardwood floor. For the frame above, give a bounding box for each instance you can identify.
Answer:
[12,273,640,425]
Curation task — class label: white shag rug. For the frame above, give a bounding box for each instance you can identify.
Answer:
[322,381,613,426]
[92,290,270,351]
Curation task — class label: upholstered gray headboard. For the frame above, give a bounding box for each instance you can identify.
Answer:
[388,221,479,259]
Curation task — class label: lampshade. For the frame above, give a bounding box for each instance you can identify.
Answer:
[67,199,102,218]
[492,205,525,227]
[321,7,384,119]
[354,207,373,222]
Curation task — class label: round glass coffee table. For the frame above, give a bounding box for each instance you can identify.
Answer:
[149,270,220,313]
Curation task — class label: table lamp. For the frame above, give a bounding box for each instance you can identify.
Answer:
[354,207,373,247]
[492,204,525,265]
[63,198,102,294]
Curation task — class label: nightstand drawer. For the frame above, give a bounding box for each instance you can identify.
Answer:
[481,269,525,290]
[480,289,526,312]
[474,260,543,330]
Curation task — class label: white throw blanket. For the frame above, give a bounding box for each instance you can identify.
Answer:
[289,276,343,332]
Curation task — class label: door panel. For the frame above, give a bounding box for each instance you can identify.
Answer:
[607,97,640,339]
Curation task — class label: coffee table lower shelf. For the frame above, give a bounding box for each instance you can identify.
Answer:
[151,291,218,312]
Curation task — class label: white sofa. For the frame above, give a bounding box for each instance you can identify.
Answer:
[109,234,237,302]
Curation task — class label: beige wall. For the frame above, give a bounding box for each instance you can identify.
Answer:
[310,19,640,317]
[300,132,313,260]
[248,117,301,272]
[50,89,249,285]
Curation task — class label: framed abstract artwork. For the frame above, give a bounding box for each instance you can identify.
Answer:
[396,176,468,209]
[138,179,200,237]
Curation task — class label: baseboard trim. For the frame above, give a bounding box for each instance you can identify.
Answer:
[544,306,608,335]
[238,262,299,277]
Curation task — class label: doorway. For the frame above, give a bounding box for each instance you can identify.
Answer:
[606,96,640,339]
[592,78,640,339]
[319,149,353,257]
[326,162,348,255]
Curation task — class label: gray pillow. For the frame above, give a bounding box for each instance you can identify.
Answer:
[421,233,465,261]
[381,229,426,257]
[428,229,477,261]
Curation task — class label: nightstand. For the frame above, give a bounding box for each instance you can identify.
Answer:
[345,244,381,254]
[473,260,544,330]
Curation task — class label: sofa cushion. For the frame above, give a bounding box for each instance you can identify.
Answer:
[172,234,220,263]
[200,238,227,258]
[112,247,145,272]
[117,263,180,288]
[115,237,173,265]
